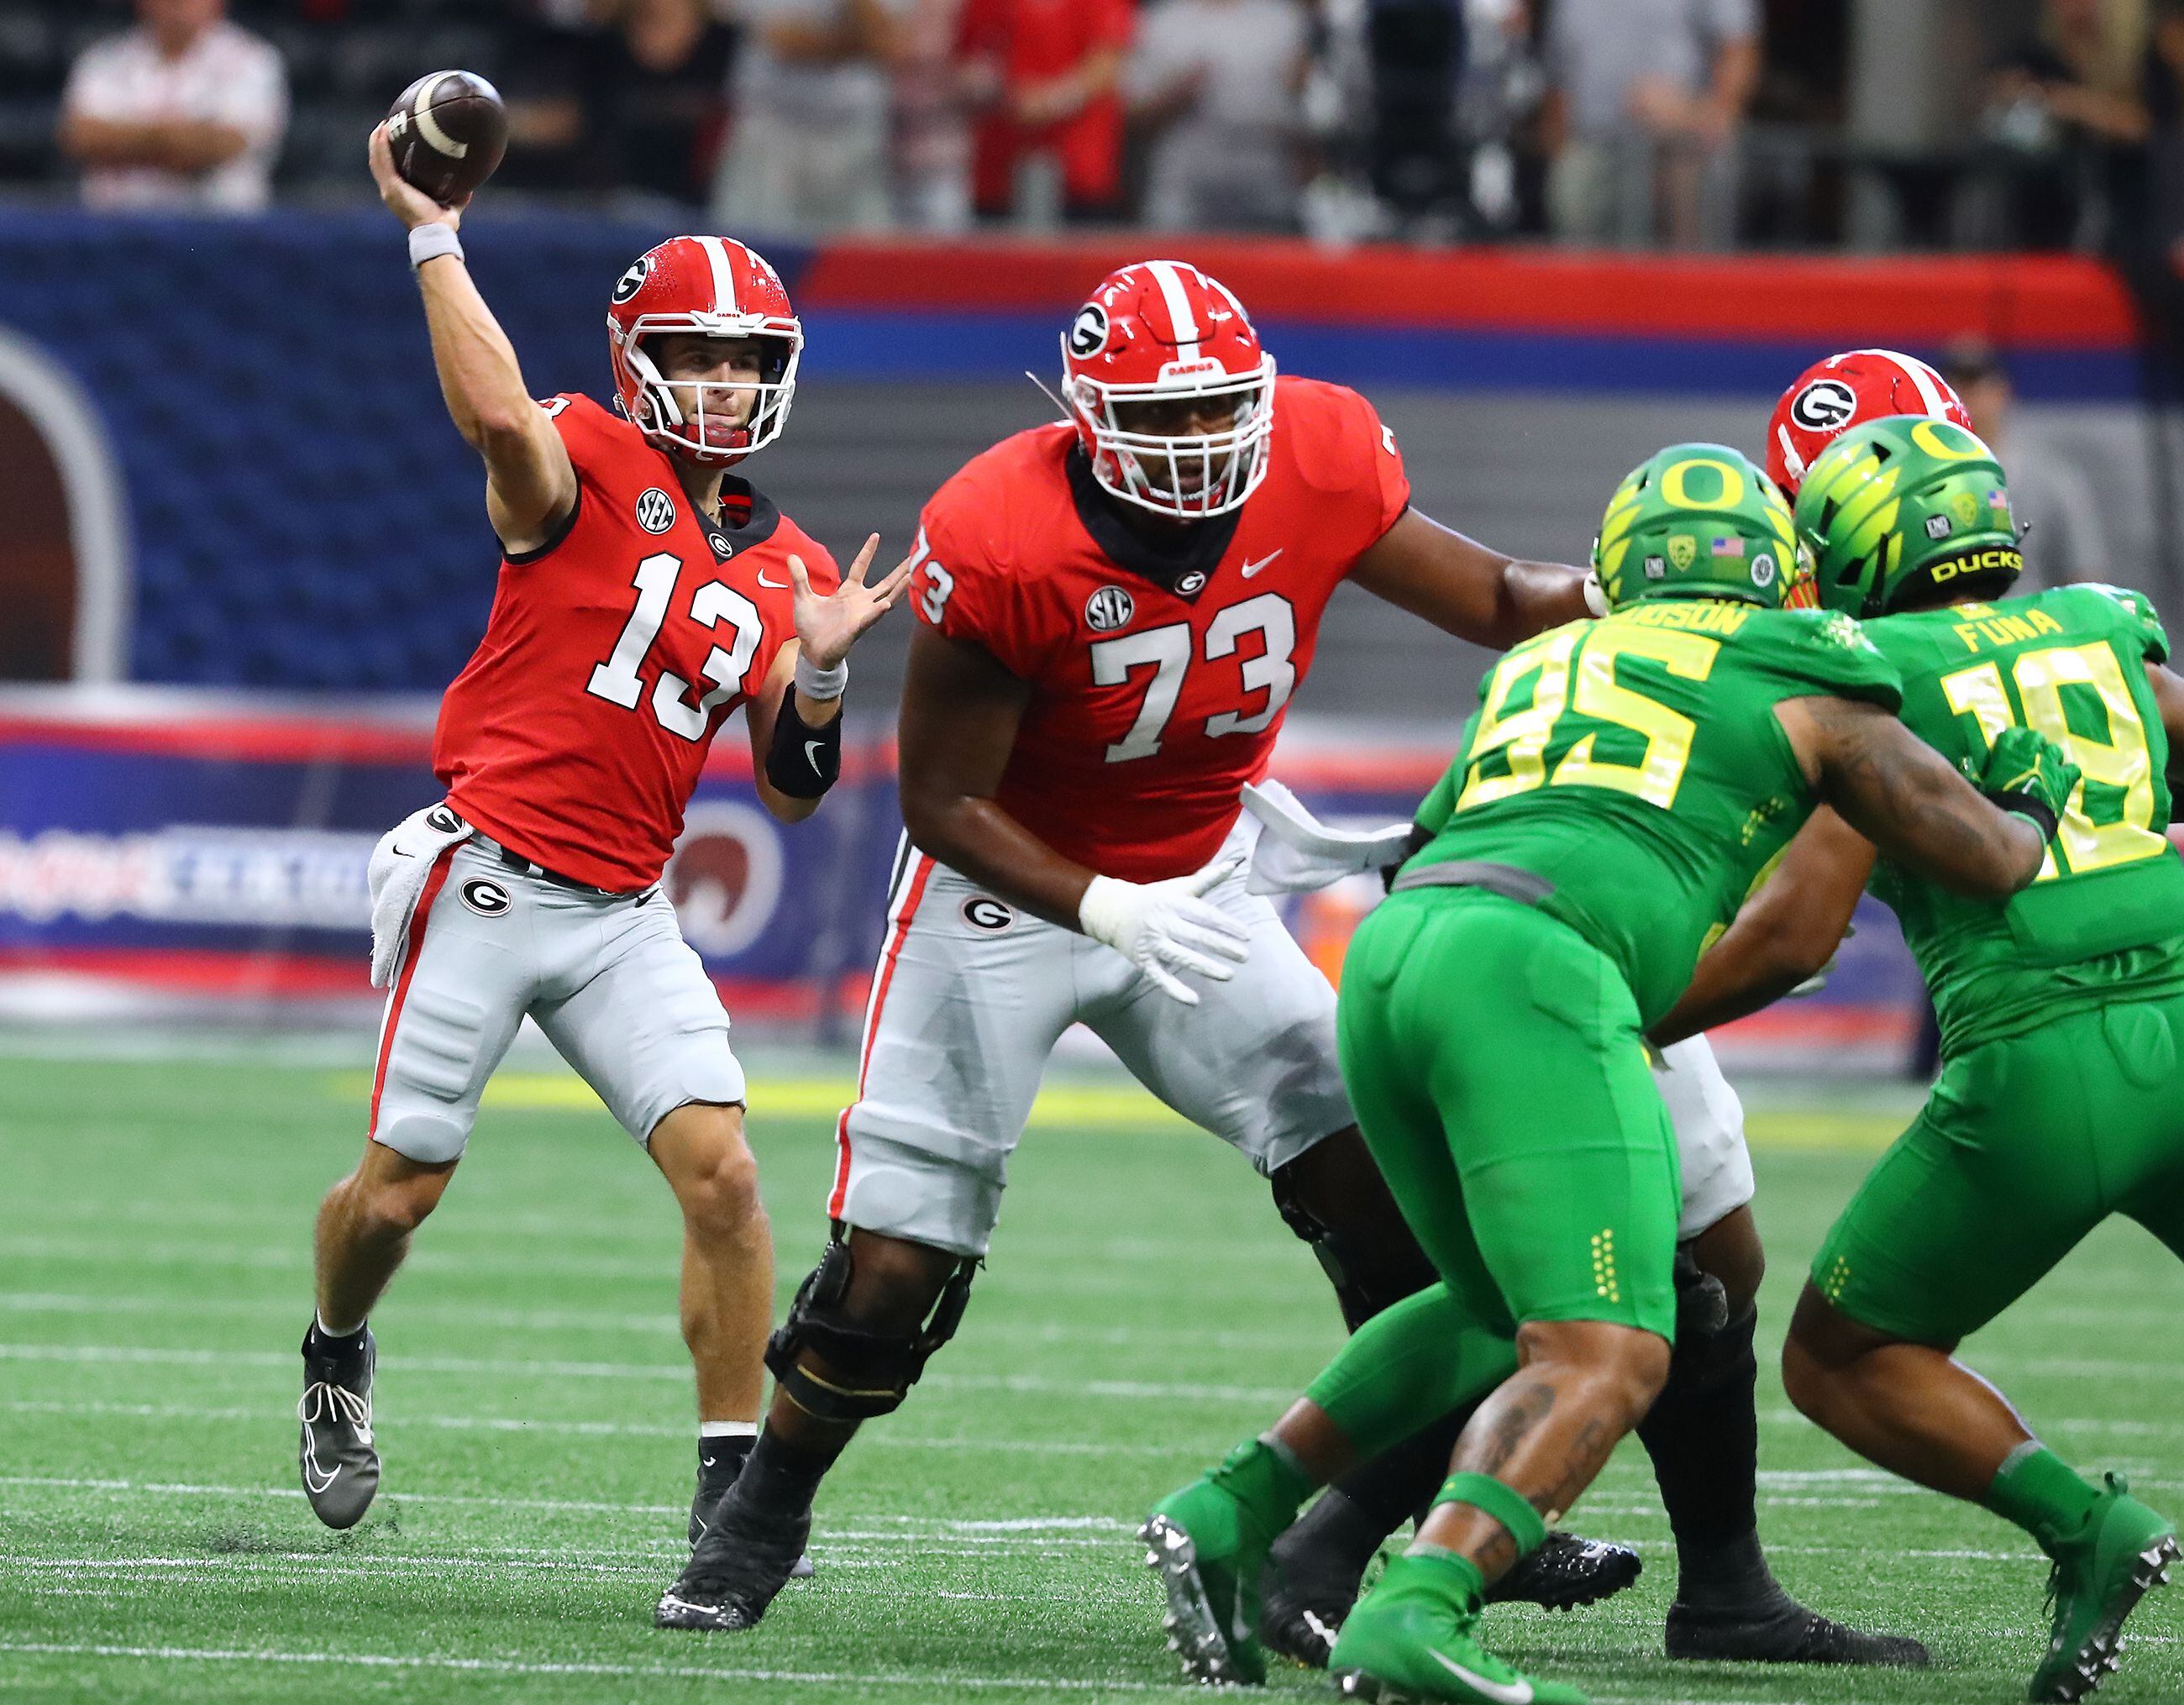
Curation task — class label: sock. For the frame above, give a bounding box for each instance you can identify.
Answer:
[1268,1404,1477,1601]
[1987,1442,2106,1554]
[1636,1299,1772,1607]
[1211,1436,1316,1534]
[723,1427,832,1524]
[307,1314,367,1354]
[699,1424,757,1483]
[1374,1545,1487,1616]
[1304,1283,1520,1463]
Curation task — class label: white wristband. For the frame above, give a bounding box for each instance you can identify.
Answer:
[1077,873,1131,945]
[795,653,848,700]
[407,223,464,270]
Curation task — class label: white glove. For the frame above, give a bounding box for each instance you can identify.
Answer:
[1583,569,1609,618]
[367,802,471,988]
[1078,852,1252,1006]
[1240,779,1415,896]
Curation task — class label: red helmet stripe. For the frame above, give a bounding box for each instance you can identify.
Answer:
[1145,260,1202,363]
[694,234,740,317]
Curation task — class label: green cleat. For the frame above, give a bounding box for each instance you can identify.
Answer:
[2029,1473,2180,1703]
[1142,1445,1287,1686]
[1331,1552,1589,1705]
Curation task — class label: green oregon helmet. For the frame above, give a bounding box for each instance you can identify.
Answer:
[1793,415,2021,619]
[1593,443,1798,612]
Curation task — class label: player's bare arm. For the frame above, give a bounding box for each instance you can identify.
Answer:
[745,537,912,825]
[1650,807,1876,1047]
[1777,693,2050,898]
[897,621,1091,924]
[1347,509,1597,650]
[367,122,575,554]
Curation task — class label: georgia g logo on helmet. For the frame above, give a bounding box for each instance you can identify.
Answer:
[1790,378,1857,433]
[1068,302,1110,359]
[612,256,650,305]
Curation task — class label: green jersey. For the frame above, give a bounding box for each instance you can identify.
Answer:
[1865,583,2184,1056]
[1405,601,1903,1025]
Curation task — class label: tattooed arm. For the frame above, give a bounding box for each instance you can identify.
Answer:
[1774,694,2045,900]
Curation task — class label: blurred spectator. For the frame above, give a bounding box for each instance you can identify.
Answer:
[1940,338,2109,589]
[57,0,286,212]
[1986,0,2150,249]
[1542,0,1757,249]
[958,0,1132,226]
[1127,0,1309,232]
[711,0,906,234]
[502,0,736,207]
[892,0,974,230]
[1364,0,1465,232]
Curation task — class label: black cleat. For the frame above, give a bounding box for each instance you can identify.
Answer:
[1667,1595,1931,1667]
[656,1490,811,1631]
[691,1451,815,1578]
[1489,1531,1645,1613]
[1260,1531,1642,1670]
[298,1323,379,1529]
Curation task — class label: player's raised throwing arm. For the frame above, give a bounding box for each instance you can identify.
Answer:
[1778,694,2069,900]
[1347,509,1601,650]
[367,123,575,557]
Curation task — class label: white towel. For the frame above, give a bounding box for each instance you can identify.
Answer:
[367,802,472,989]
[1238,779,1415,896]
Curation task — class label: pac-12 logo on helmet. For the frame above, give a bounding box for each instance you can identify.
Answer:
[1058,260,1277,522]
[1766,349,1971,497]
[605,235,803,467]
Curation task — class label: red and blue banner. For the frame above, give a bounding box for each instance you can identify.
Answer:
[0,690,1924,1067]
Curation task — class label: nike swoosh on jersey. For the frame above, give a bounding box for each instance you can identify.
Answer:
[1429,1646,1534,1705]
[1242,550,1283,579]
[759,571,788,588]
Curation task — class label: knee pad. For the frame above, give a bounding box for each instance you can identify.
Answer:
[1271,1160,1434,1331]
[764,1235,978,1424]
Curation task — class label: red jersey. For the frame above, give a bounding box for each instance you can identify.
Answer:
[433,394,836,891]
[910,375,1409,883]
[958,0,1134,208]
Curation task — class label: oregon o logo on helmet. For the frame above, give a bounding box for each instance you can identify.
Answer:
[460,878,511,916]
[1913,420,1986,461]
[635,488,677,533]
[1068,302,1110,359]
[1791,379,1858,433]
[1085,585,1135,632]
[961,896,1014,933]
[612,256,651,305]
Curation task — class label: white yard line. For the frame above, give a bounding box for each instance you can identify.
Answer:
[0,1342,1299,1403]
[0,1640,1171,1693]
[0,1398,1206,1455]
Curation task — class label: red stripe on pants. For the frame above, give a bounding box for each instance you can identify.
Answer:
[827,854,936,1220]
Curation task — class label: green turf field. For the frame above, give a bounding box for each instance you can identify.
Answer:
[2,1047,2180,1704]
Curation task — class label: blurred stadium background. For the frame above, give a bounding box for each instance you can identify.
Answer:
[5,0,2184,1068]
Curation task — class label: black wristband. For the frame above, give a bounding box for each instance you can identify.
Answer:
[1983,789,2059,842]
[1380,821,1436,893]
[765,686,842,799]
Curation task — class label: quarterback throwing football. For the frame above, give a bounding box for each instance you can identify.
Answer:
[295,128,910,1545]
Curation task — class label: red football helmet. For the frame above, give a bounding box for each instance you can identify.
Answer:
[1060,260,1276,521]
[606,235,802,465]
[1766,349,1971,496]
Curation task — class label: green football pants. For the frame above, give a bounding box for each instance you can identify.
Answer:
[1335,888,1682,1343]
[1813,994,2184,1345]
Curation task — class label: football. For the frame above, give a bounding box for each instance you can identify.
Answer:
[384,70,507,206]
